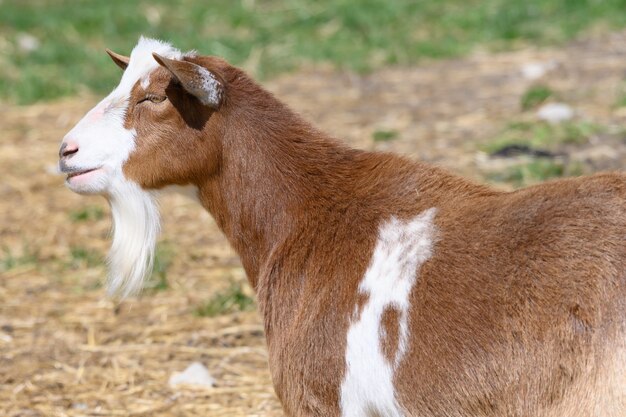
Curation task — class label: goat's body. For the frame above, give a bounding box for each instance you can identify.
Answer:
[61,39,626,417]
[253,155,626,416]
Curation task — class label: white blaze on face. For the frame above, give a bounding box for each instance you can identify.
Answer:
[61,37,183,297]
[340,208,437,417]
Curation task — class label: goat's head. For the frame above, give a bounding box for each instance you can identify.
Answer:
[59,37,225,297]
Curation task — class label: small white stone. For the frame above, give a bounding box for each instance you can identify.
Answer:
[521,61,556,80]
[537,103,574,124]
[168,362,216,388]
[16,33,40,53]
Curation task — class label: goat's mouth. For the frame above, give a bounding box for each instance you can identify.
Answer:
[65,167,102,181]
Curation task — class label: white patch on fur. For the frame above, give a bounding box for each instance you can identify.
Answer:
[61,37,184,297]
[340,208,437,417]
[140,75,151,90]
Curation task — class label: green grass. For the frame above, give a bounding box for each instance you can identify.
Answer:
[1,245,39,272]
[144,242,174,292]
[484,120,604,154]
[2,0,626,103]
[69,205,105,222]
[484,119,602,186]
[195,281,255,317]
[520,85,554,110]
[372,129,399,142]
[487,159,585,186]
[69,246,102,268]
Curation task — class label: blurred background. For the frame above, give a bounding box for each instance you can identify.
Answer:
[2,1,626,416]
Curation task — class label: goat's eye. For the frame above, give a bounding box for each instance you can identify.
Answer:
[139,94,166,104]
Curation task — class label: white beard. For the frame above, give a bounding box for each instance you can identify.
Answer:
[106,178,160,297]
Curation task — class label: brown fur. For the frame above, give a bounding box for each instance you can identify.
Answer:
[380,306,401,364]
[119,54,626,416]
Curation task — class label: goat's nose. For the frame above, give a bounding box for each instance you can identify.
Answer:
[59,141,79,159]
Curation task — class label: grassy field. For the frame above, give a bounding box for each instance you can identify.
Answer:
[1,0,626,103]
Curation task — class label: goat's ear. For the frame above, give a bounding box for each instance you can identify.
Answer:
[152,53,223,109]
[105,48,130,70]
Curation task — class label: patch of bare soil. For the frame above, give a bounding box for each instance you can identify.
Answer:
[1,30,625,416]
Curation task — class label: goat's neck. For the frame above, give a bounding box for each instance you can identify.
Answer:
[197,98,353,288]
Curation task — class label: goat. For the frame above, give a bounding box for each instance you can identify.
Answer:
[59,37,626,417]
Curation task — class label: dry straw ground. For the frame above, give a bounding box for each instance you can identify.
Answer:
[2,31,626,416]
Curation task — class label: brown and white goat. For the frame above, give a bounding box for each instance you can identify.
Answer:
[59,37,626,416]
